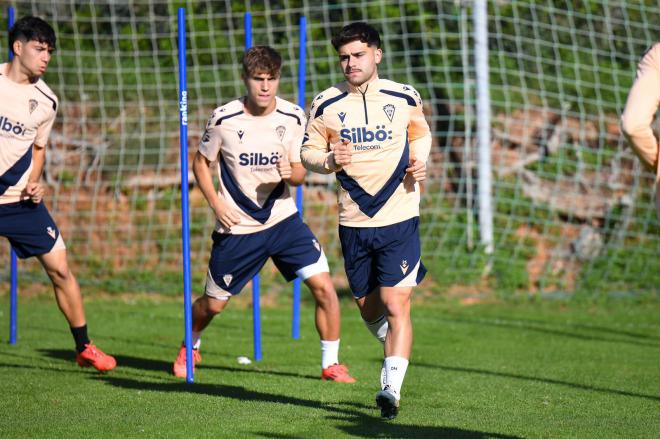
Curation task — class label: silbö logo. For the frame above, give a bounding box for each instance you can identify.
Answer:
[239,151,281,166]
[0,116,27,136]
[339,125,392,144]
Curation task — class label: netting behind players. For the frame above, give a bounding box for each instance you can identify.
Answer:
[1,0,658,296]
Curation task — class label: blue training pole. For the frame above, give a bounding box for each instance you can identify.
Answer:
[244,12,262,362]
[292,16,306,340]
[8,6,17,346]
[178,7,194,384]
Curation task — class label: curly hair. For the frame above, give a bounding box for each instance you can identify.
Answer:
[242,46,282,77]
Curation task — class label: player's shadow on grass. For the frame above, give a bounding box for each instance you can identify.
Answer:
[39,349,320,381]
[479,314,660,343]
[443,316,660,348]
[336,416,523,439]
[96,374,365,416]
[417,362,660,403]
[258,423,522,439]
[29,324,178,350]
[200,363,319,381]
[96,375,521,439]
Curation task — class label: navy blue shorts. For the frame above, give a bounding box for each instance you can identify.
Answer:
[339,217,427,298]
[0,201,65,258]
[205,213,329,298]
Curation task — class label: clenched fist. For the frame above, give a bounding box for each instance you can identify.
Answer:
[24,181,44,204]
[331,139,352,169]
[277,157,292,180]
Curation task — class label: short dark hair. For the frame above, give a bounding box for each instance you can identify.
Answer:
[9,16,56,55]
[331,22,381,51]
[242,46,282,77]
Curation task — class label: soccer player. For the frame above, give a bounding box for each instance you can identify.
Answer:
[621,43,660,220]
[0,16,115,372]
[300,22,431,419]
[171,46,355,383]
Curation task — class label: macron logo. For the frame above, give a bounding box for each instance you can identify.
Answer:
[400,260,409,275]
[338,112,347,124]
[46,227,56,239]
[223,274,233,286]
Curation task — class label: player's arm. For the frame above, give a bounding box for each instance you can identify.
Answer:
[301,104,350,173]
[278,161,306,186]
[621,43,660,172]
[192,151,240,228]
[24,143,46,203]
[278,111,308,186]
[405,88,432,183]
[196,111,241,228]
[24,101,58,204]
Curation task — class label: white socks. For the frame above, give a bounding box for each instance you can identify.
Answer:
[383,356,409,399]
[320,339,340,369]
[191,331,202,350]
[364,315,388,344]
[364,315,391,391]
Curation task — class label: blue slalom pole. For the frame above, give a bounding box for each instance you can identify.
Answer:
[8,6,17,345]
[178,7,194,384]
[292,16,306,340]
[244,11,262,362]
[245,12,252,49]
[9,248,16,345]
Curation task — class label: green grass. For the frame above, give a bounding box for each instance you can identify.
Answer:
[0,295,658,438]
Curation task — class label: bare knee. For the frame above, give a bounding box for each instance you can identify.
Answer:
[46,263,73,286]
[381,293,411,319]
[38,250,75,287]
[356,289,385,322]
[199,295,227,316]
[313,283,338,307]
[306,274,338,307]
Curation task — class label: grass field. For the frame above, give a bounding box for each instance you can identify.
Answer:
[0,295,658,438]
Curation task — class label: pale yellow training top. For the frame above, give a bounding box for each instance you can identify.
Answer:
[301,77,432,227]
[0,63,58,204]
[199,96,306,234]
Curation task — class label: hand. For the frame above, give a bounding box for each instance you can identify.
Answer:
[405,158,426,183]
[24,181,45,204]
[331,139,352,169]
[277,157,292,180]
[213,200,241,229]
